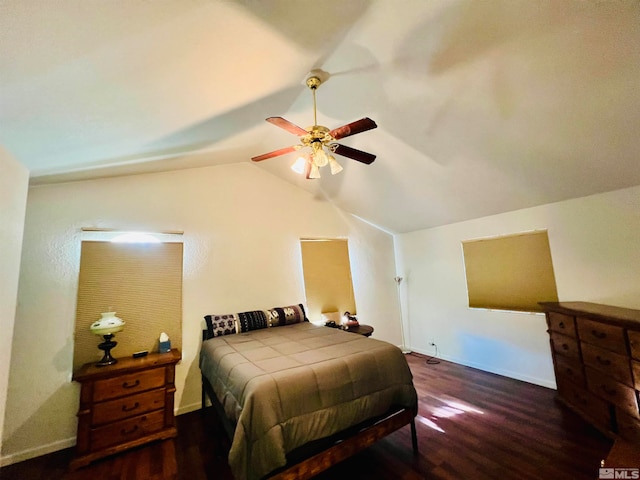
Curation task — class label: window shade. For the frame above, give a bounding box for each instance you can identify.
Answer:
[74,241,183,370]
[462,230,558,313]
[300,239,356,322]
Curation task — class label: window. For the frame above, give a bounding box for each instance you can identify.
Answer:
[73,232,183,369]
[462,230,558,313]
[300,239,356,322]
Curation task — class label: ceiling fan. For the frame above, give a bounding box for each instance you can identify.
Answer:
[251,73,377,179]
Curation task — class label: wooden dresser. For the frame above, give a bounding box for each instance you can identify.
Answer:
[71,349,181,469]
[541,302,640,442]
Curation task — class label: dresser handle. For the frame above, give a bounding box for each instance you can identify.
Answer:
[121,425,139,435]
[591,330,606,339]
[596,356,611,366]
[558,321,565,329]
[122,402,140,412]
[122,380,140,389]
[561,343,570,350]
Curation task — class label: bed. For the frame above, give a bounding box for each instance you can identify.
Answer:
[199,308,418,480]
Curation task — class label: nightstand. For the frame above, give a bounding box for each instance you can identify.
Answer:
[71,349,181,469]
[345,324,374,337]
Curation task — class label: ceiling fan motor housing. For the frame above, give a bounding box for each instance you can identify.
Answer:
[306,76,322,90]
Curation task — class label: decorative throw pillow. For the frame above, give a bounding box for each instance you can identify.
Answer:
[265,309,282,327]
[238,310,268,333]
[272,303,308,325]
[204,314,237,338]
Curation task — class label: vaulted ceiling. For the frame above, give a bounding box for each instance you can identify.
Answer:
[2,1,639,233]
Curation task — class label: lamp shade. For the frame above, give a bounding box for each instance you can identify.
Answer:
[90,312,125,336]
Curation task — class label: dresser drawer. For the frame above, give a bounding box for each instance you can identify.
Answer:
[586,367,639,418]
[92,388,165,426]
[581,342,633,386]
[550,331,581,360]
[557,379,612,429]
[548,312,576,337]
[628,330,640,361]
[616,409,640,442]
[93,367,166,401]
[632,360,640,391]
[554,355,585,387]
[577,317,626,352]
[90,410,165,451]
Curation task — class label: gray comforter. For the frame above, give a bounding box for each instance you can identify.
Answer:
[199,322,417,479]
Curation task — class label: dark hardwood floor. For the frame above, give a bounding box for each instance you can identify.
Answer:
[0,353,613,480]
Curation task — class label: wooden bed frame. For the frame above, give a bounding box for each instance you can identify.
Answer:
[201,329,418,480]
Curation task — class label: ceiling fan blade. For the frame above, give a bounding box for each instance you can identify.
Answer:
[266,117,308,136]
[332,144,376,165]
[251,145,298,162]
[329,117,377,140]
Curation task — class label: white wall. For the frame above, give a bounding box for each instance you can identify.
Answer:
[395,185,640,388]
[1,163,399,465]
[0,148,29,459]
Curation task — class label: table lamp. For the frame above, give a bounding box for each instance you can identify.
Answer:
[90,312,125,367]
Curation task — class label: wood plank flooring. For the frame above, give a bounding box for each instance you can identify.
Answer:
[0,353,614,480]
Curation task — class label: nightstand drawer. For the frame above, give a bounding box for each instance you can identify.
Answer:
[586,367,639,417]
[93,367,166,401]
[548,312,576,337]
[554,355,585,387]
[582,342,633,386]
[92,388,165,426]
[550,331,580,360]
[577,317,625,352]
[90,410,165,451]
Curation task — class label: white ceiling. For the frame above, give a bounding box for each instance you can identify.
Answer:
[2,0,639,233]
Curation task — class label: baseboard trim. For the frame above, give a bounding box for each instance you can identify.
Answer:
[0,436,76,467]
[176,401,201,416]
[410,346,557,390]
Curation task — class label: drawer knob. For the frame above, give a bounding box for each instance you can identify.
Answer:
[558,321,565,329]
[122,402,140,412]
[595,356,611,366]
[122,379,140,389]
[591,330,606,340]
[121,425,139,436]
[562,343,569,350]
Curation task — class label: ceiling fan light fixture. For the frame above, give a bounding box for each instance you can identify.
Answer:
[291,156,307,174]
[252,70,377,178]
[313,145,329,167]
[309,161,321,179]
[328,155,343,175]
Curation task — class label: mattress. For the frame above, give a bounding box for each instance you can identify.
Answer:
[199,322,417,479]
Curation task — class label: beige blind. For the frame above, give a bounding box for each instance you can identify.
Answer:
[462,230,558,313]
[74,241,183,370]
[300,239,356,322]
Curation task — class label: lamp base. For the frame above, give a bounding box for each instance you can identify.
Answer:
[96,334,118,367]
